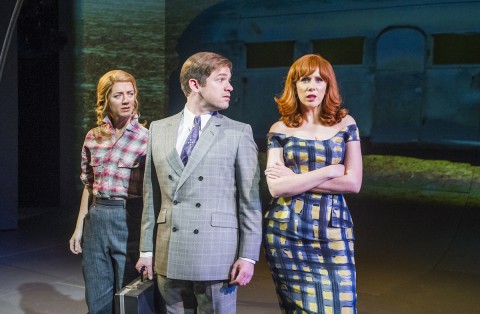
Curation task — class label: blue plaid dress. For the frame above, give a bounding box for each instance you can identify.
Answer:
[263,124,360,314]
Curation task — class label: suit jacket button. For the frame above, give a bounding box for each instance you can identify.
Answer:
[193,229,199,234]
[195,203,201,208]
[172,227,178,232]
[198,176,203,181]
[173,200,178,205]
[168,175,173,180]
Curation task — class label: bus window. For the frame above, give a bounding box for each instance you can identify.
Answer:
[433,33,480,65]
[246,41,294,68]
[313,37,364,65]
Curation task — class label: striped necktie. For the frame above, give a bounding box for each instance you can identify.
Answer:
[180,115,201,165]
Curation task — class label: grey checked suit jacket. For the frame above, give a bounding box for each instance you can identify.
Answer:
[140,111,262,281]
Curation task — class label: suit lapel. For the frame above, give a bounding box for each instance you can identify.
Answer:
[176,113,222,191]
[165,113,184,177]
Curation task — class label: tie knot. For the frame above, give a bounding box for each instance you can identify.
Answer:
[193,115,201,126]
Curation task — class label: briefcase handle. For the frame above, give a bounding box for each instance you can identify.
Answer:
[140,265,147,282]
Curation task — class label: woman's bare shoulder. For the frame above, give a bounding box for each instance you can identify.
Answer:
[341,114,357,127]
[269,121,288,133]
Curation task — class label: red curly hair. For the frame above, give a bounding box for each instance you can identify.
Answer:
[275,54,347,127]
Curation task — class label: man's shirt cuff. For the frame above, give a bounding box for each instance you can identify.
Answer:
[140,251,153,258]
[240,257,256,264]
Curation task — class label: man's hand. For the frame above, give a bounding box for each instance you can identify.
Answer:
[229,259,254,286]
[135,257,154,280]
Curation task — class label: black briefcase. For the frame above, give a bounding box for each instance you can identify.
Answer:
[114,268,164,314]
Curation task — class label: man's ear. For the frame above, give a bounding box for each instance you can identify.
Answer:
[189,79,201,92]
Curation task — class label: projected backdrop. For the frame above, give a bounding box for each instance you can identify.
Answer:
[75,0,165,138]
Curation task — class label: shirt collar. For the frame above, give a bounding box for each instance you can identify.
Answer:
[183,107,215,131]
[102,114,140,133]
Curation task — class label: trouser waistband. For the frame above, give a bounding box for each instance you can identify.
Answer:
[92,197,142,207]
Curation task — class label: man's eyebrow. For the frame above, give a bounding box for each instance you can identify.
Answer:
[217,73,232,79]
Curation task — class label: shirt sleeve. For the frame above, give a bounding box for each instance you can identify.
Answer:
[79,133,94,187]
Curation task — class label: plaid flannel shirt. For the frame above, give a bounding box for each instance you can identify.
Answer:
[80,116,148,199]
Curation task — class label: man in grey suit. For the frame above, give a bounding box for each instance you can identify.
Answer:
[136,52,262,313]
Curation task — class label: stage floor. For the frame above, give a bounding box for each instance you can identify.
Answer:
[1,186,479,314]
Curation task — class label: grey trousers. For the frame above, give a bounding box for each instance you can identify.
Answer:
[157,275,237,314]
[82,198,142,314]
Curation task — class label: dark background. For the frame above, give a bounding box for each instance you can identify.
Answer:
[0,1,479,313]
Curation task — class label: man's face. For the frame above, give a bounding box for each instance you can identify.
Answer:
[197,66,233,111]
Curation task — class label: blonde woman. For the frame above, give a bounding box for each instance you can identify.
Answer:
[69,70,148,314]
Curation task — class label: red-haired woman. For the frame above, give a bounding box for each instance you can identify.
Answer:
[264,54,363,314]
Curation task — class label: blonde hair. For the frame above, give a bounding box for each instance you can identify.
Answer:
[93,70,139,138]
[180,52,232,97]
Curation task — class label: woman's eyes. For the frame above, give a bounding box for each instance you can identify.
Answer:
[113,92,134,98]
[299,77,323,83]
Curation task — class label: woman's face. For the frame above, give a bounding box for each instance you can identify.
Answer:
[108,81,135,121]
[295,68,327,109]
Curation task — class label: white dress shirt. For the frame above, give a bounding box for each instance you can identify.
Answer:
[175,106,213,156]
